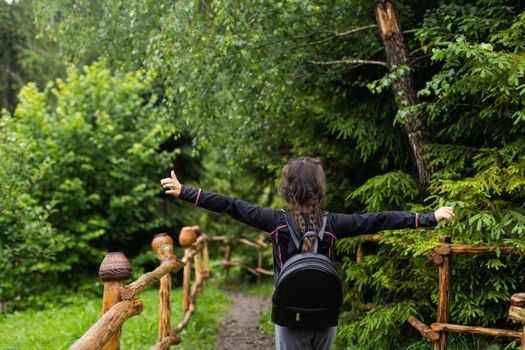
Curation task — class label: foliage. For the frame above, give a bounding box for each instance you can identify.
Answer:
[0,0,65,111]
[11,0,525,349]
[0,111,64,305]
[0,286,230,350]
[32,0,165,70]
[347,171,421,212]
[334,1,525,349]
[0,63,185,306]
[145,0,416,174]
[34,0,424,206]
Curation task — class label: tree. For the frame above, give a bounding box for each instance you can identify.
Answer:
[375,0,433,188]
[0,0,64,111]
[20,1,525,348]
[0,63,187,307]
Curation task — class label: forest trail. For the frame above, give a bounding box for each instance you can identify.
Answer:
[215,292,274,350]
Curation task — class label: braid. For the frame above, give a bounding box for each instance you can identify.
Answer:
[291,200,321,253]
[302,200,321,252]
[280,157,326,253]
[292,210,307,232]
[308,201,319,232]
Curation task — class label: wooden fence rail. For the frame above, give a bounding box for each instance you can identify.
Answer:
[72,228,525,349]
[69,228,273,350]
[357,234,525,348]
[212,235,273,284]
[69,226,209,350]
[403,236,525,350]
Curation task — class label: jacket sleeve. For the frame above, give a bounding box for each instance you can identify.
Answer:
[179,185,280,233]
[332,211,437,238]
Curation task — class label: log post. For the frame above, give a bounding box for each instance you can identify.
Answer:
[509,293,525,349]
[224,243,233,278]
[152,233,175,341]
[193,227,203,293]
[182,251,192,313]
[257,246,263,285]
[203,239,210,278]
[179,226,198,313]
[98,252,133,350]
[194,249,203,295]
[435,236,452,350]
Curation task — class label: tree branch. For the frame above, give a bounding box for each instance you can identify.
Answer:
[309,59,389,68]
[254,24,377,51]
[292,24,378,49]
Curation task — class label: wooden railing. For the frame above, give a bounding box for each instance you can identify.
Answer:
[359,235,525,349]
[68,227,274,350]
[69,227,210,350]
[71,227,525,349]
[212,235,273,283]
[414,236,525,350]
[356,234,525,350]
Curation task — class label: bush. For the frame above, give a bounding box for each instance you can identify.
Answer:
[0,63,183,307]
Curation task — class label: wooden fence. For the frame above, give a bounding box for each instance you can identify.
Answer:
[69,227,210,350]
[359,235,525,349]
[413,236,525,349]
[212,235,273,283]
[70,228,525,349]
[68,227,273,350]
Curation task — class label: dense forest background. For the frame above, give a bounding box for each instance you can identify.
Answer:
[1,0,525,348]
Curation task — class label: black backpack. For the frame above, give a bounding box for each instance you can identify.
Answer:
[271,212,343,329]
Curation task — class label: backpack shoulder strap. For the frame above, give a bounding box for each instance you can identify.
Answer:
[284,210,301,251]
[312,214,327,253]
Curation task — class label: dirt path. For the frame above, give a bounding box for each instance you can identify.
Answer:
[215,292,274,350]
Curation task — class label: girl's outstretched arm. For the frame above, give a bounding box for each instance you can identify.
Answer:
[160,170,280,233]
[332,207,454,238]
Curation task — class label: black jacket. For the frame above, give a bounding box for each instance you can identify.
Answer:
[180,185,437,278]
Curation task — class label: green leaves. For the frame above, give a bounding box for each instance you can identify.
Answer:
[8,1,525,349]
[335,2,525,348]
[347,171,421,212]
[0,63,183,305]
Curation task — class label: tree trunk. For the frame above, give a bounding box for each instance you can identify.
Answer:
[374,0,433,189]
[1,4,13,111]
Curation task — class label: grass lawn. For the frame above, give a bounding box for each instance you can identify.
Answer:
[0,285,230,350]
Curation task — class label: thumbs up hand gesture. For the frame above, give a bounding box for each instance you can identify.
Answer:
[160,170,182,198]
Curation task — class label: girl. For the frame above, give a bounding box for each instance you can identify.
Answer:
[160,157,454,350]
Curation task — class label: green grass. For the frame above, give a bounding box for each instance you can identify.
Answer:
[0,285,230,350]
[211,257,274,296]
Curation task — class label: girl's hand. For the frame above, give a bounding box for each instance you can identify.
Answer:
[435,206,454,224]
[160,170,182,197]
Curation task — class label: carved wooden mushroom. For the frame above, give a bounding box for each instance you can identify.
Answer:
[179,226,198,248]
[98,252,133,349]
[99,252,132,282]
[152,233,174,262]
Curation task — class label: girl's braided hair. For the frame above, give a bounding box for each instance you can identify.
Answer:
[280,157,326,252]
